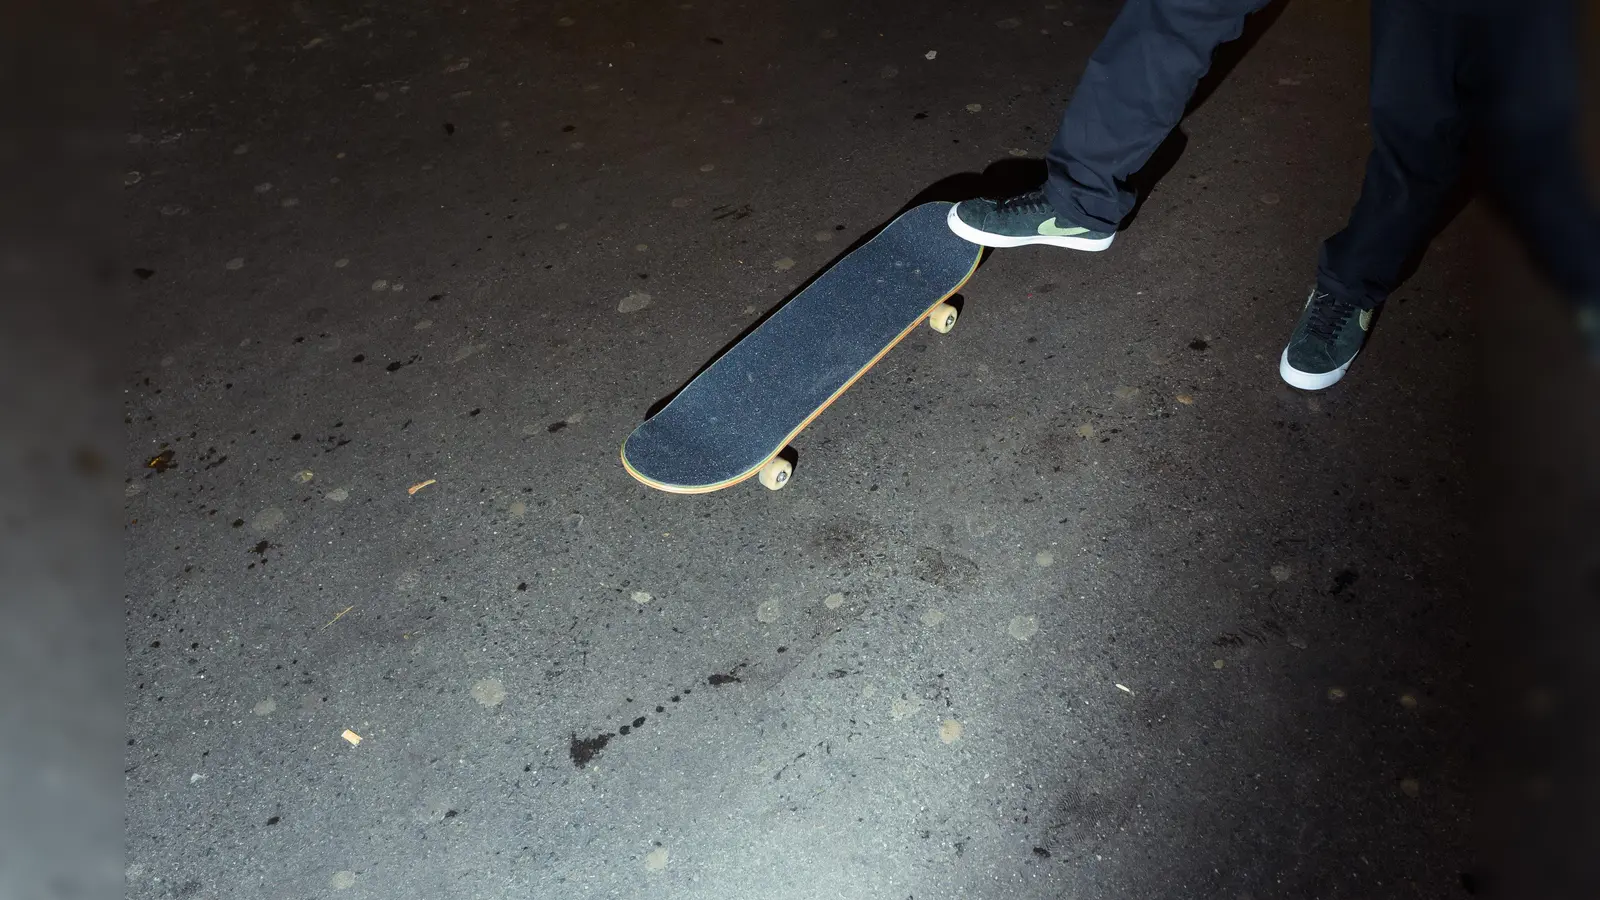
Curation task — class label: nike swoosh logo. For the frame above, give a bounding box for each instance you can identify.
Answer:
[1037,218,1090,237]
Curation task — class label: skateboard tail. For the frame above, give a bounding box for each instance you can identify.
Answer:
[620,249,981,494]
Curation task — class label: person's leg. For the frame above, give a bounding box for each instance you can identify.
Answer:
[1045,0,1274,232]
[1313,0,1470,309]
[948,0,1269,250]
[1281,0,1471,389]
[1471,0,1600,360]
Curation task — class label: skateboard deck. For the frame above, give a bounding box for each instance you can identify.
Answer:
[621,201,982,493]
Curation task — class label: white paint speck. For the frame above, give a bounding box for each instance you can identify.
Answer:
[618,292,653,314]
[471,677,507,707]
[1007,615,1038,641]
[371,279,389,291]
[250,506,286,533]
[823,592,845,610]
[632,590,653,604]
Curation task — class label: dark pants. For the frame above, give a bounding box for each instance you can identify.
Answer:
[1319,0,1600,309]
[1047,0,1600,310]
[1044,0,1271,232]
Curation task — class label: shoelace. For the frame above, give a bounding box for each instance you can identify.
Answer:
[996,189,1052,215]
[1304,290,1360,342]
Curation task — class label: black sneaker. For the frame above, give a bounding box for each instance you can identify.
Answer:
[947,189,1115,251]
[1279,287,1375,390]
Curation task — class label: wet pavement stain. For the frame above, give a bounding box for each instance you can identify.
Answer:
[569,732,613,767]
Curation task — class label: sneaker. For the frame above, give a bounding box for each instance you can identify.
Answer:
[1279,287,1375,390]
[947,189,1115,251]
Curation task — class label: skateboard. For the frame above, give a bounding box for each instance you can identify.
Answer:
[620,201,982,493]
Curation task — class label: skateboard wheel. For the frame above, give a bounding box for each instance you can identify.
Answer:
[928,302,958,334]
[757,457,792,491]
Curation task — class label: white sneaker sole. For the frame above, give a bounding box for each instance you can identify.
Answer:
[946,204,1115,251]
[1279,347,1353,390]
